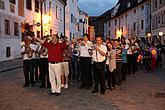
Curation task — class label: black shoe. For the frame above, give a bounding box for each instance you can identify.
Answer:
[22,84,29,87]
[49,92,56,95]
[55,93,61,96]
[91,90,98,94]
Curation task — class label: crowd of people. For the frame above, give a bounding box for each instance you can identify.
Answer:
[21,33,165,96]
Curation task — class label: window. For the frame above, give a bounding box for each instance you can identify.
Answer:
[133,22,136,30]
[160,0,162,5]
[10,4,15,13]
[154,1,157,9]
[9,0,15,4]
[109,30,110,36]
[115,19,117,25]
[134,9,136,14]
[141,6,144,10]
[56,6,58,19]
[26,0,32,10]
[60,8,62,21]
[71,14,73,23]
[49,1,52,16]
[35,0,39,13]
[141,20,144,30]
[4,20,10,35]
[44,2,46,14]
[115,29,117,35]
[109,21,110,27]
[14,22,19,36]
[6,47,11,57]
[158,15,161,24]
[0,0,5,10]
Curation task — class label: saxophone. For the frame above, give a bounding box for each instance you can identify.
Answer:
[40,47,48,56]
[25,45,33,58]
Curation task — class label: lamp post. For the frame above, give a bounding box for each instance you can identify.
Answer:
[40,0,45,38]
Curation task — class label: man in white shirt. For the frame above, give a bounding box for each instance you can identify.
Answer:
[79,34,93,89]
[21,37,35,87]
[92,36,107,94]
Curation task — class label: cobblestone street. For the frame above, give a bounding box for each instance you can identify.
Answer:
[0,65,165,110]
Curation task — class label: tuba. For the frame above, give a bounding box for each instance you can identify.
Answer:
[25,45,33,58]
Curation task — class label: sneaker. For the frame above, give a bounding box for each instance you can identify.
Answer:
[61,84,64,88]
[64,84,68,89]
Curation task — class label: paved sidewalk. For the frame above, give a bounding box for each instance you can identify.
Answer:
[0,58,22,73]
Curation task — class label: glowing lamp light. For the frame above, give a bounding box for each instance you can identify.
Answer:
[159,32,164,36]
[43,15,52,24]
[147,33,151,38]
[116,29,122,38]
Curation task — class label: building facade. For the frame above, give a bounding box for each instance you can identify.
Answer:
[0,0,67,62]
[151,0,165,43]
[65,0,79,40]
[106,0,151,39]
[78,10,89,37]
[0,0,22,61]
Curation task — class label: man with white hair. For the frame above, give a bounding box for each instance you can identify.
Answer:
[34,34,68,96]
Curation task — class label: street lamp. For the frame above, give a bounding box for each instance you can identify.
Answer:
[147,32,152,43]
[159,32,164,44]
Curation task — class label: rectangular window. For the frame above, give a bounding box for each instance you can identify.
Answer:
[35,0,39,13]
[9,0,15,4]
[4,20,10,35]
[134,9,136,14]
[60,8,62,21]
[10,4,15,13]
[141,5,144,10]
[6,47,11,57]
[155,1,157,9]
[115,29,117,35]
[109,30,110,36]
[115,19,117,25]
[44,2,46,14]
[141,20,144,30]
[133,22,136,30]
[160,0,162,5]
[109,21,110,27]
[26,0,32,10]
[56,6,58,19]
[121,27,123,33]
[71,14,73,23]
[0,0,5,10]
[14,22,19,36]
[49,1,52,16]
